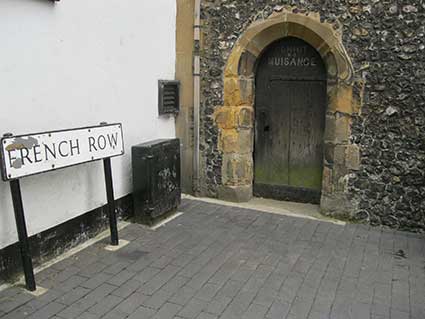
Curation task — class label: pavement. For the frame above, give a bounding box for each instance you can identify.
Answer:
[0,198,424,319]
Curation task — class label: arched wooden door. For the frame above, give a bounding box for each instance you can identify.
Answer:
[254,37,327,203]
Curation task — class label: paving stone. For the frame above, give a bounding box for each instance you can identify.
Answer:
[56,284,116,319]
[204,295,232,315]
[78,262,108,277]
[134,267,162,284]
[178,298,208,319]
[51,258,77,271]
[83,283,116,302]
[142,288,176,310]
[266,301,290,319]
[111,278,140,298]
[231,268,255,282]
[127,305,156,319]
[372,303,390,317]
[411,306,425,319]
[0,287,22,299]
[161,276,190,293]
[23,289,63,312]
[252,288,277,308]
[54,266,81,283]
[0,292,33,313]
[142,265,182,295]
[0,305,35,319]
[56,287,90,305]
[390,309,410,319]
[127,256,156,273]
[307,311,331,319]
[216,280,244,298]
[103,261,131,275]
[196,312,218,319]
[262,273,286,292]
[220,290,256,318]
[57,275,89,292]
[310,295,333,315]
[242,303,268,319]
[186,270,217,291]
[80,273,113,290]
[171,254,196,268]
[208,259,242,286]
[391,293,410,313]
[87,294,123,317]
[151,255,174,269]
[101,309,128,319]
[27,302,66,319]
[289,296,314,318]
[195,283,221,302]
[169,286,197,306]
[350,302,371,319]
[114,292,150,315]
[106,269,136,287]
[152,302,182,319]
[0,199,423,319]
[178,263,206,279]
[71,312,97,319]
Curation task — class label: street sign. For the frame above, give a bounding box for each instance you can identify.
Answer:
[1,122,124,291]
[1,123,124,181]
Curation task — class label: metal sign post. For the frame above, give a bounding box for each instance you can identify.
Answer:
[100,122,119,246]
[9,177,37,291]
[103,157,119,246]
[1,123,124,290]
[3,132,36,291]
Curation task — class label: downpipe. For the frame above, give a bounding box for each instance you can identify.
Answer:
[193,0,201,194]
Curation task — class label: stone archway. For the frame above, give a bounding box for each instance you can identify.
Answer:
[214,9,363,217]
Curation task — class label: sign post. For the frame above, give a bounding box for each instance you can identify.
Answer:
[1,123,124,291]
[100,122,119,246]
[9,170,36,291]
[103,157,119,246]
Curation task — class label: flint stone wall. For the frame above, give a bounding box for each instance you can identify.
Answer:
[199,0,425,232]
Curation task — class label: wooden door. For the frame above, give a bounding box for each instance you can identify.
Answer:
[254,37,327,203]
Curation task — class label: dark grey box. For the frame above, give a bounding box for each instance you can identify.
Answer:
[132,139,181,225]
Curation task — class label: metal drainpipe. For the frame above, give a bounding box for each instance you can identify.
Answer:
[193,0,201,194]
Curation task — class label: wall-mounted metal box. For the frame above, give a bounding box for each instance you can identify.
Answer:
[158,80,180,116]
[132,139,181,225]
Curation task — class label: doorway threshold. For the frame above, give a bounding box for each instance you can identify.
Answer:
[182,194,345,225]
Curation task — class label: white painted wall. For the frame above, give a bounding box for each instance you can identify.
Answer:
[0,0,176,249]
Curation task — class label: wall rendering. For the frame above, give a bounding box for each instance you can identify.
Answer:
[0,0,176,251]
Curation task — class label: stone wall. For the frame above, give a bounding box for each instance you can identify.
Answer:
[199,0,425,232]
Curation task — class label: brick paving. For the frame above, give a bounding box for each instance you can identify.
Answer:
[0,198,424,319]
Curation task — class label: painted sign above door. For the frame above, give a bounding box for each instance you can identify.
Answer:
[260,37,326,81]
[1,123,124,181]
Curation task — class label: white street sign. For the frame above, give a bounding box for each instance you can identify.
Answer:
[1,123,124,181]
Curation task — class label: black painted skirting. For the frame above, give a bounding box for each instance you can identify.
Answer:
[0,194,134,284]
[254,183,321,204]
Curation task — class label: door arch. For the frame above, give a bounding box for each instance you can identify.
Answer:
[254,37,327,203]
[214,10,360,219]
